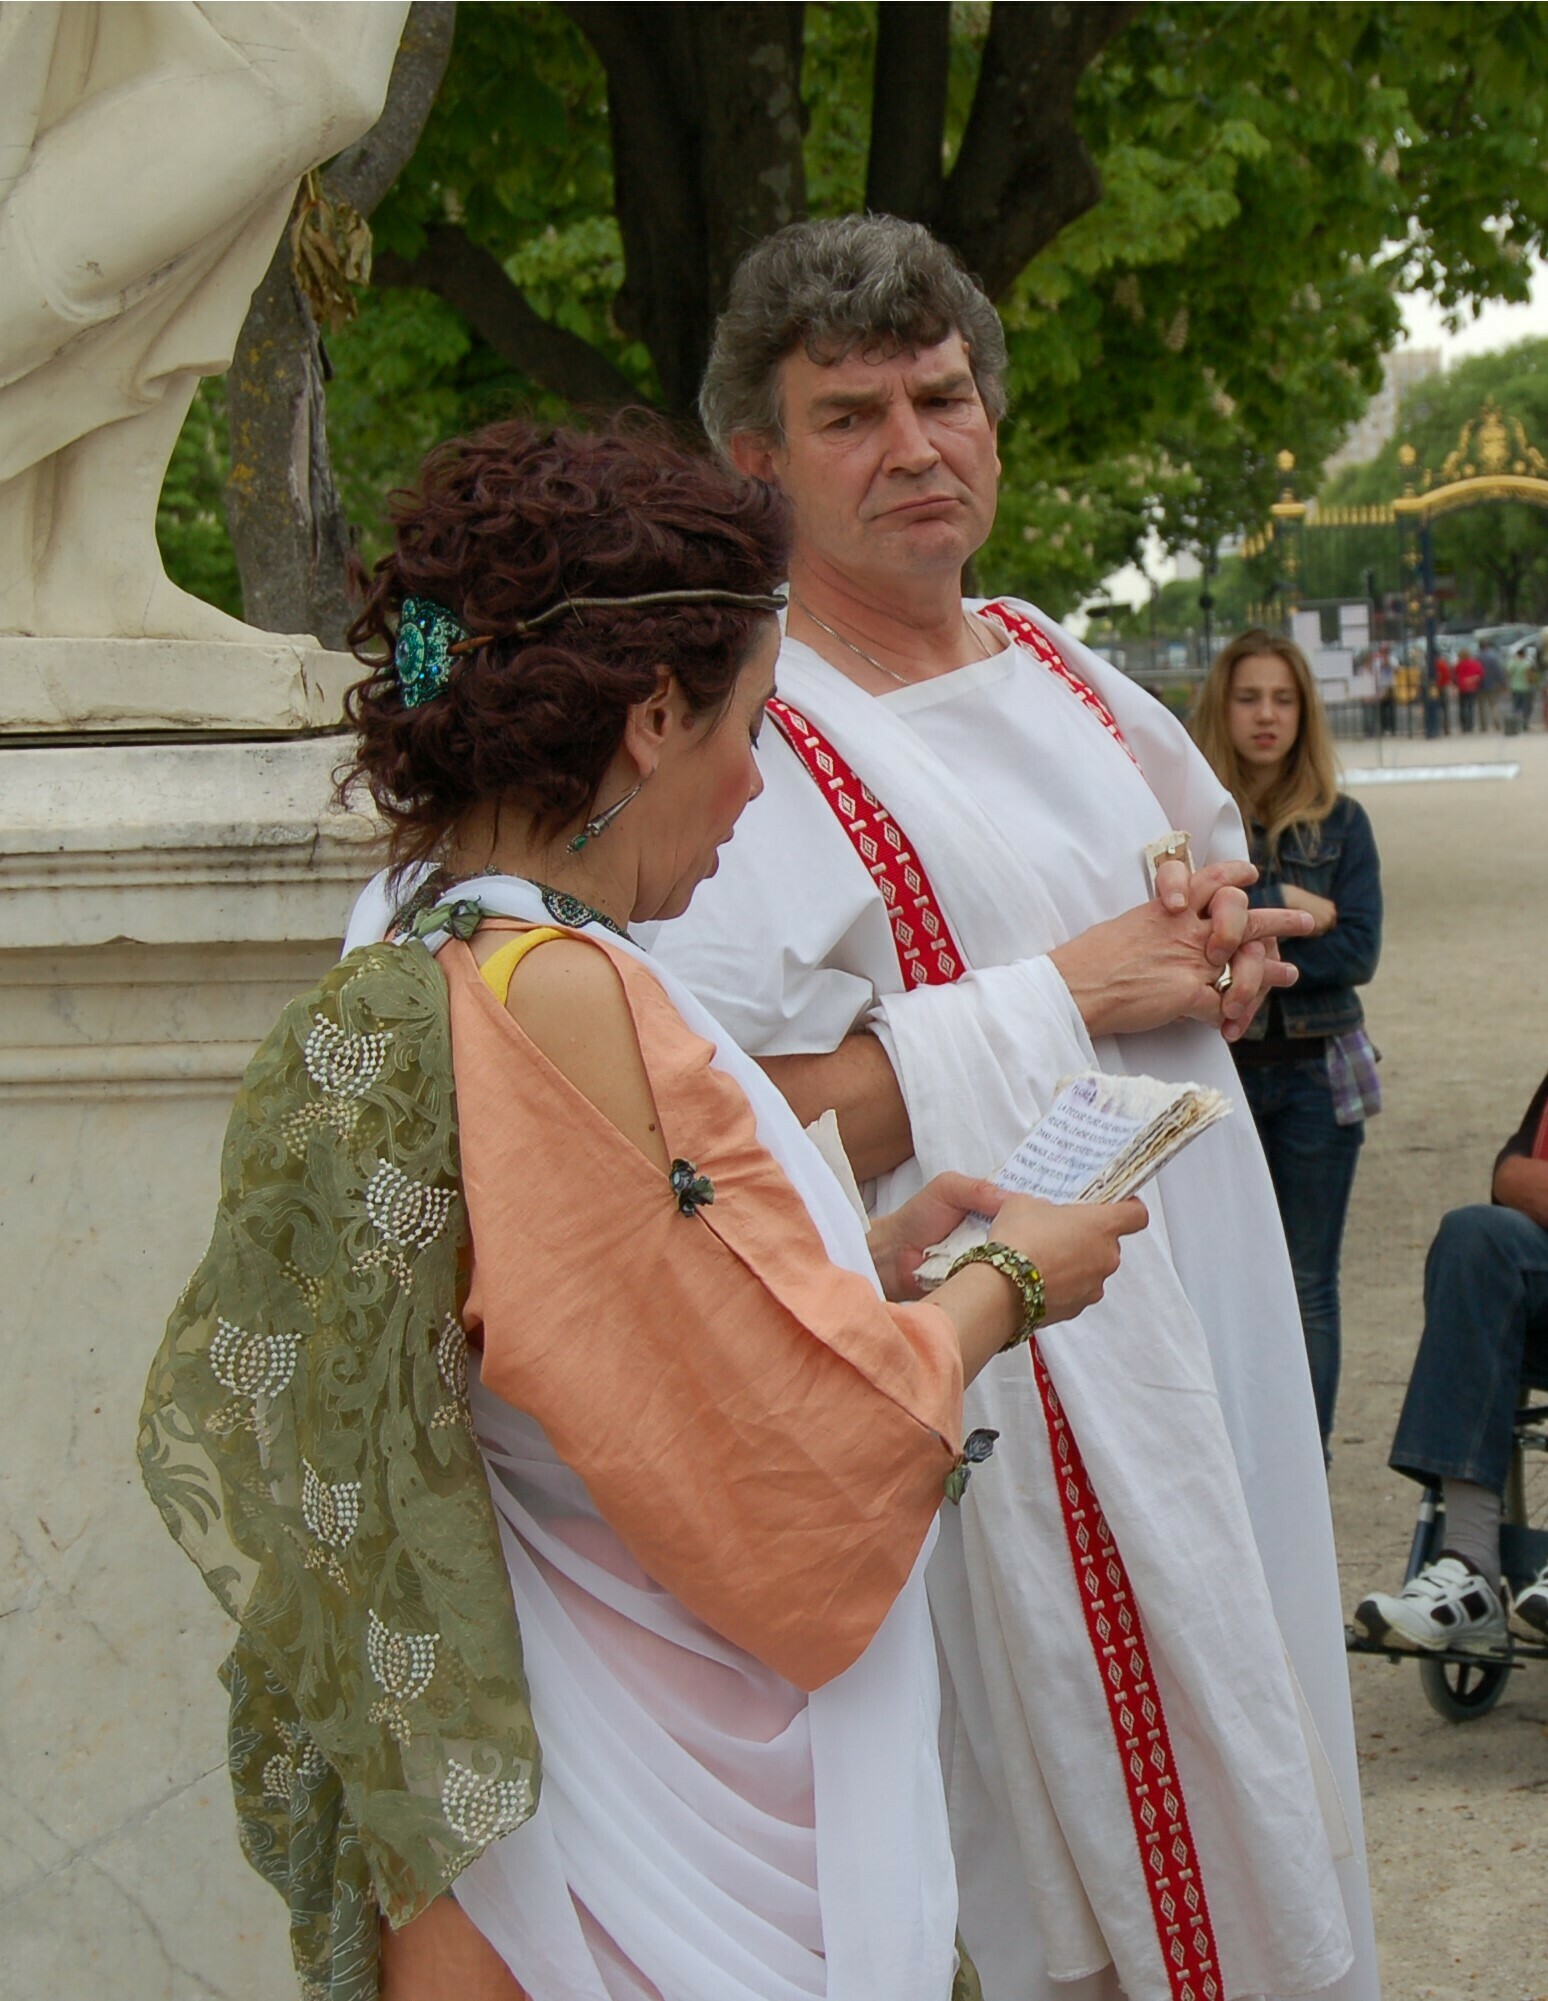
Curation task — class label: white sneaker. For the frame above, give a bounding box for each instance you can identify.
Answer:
[1353,1556,1508,1653]
[1508,1565,1548,1640]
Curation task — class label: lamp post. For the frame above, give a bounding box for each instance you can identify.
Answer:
[1394,443,1443,737]
[1420,517,1441,738]
[1394,443,1426,739]
[1269,450,1307,631]
[1197,538,1218,662]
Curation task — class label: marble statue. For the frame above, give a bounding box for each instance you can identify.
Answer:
[0,1,409,642]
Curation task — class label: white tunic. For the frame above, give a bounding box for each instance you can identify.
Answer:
[650,610,1379,2001]
[344,873,961,2001]
[456,1368,947,2001]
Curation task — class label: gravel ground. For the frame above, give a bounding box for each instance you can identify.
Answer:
[1326,728,1548,2001]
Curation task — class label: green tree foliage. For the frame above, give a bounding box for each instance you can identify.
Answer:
[164,2,1548,621]
[990,0,1548,603]
[1113,562,1261,643]
[156,380,243,619]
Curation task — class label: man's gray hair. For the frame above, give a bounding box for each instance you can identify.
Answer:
[699,214,1009,453]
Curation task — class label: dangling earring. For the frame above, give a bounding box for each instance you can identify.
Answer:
[566,779,645,853]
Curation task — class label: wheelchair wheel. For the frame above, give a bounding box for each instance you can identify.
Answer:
[1418,1644,1512,1722]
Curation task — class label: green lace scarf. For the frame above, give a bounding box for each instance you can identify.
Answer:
[138,935,539,2001]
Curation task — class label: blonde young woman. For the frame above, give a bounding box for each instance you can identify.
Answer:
[1193,630,1383,1452]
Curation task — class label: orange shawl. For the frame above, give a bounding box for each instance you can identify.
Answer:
[443,933,963,1692]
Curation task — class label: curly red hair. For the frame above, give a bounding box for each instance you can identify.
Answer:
[341,417,789,867]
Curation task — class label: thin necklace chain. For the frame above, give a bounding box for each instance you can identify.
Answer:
[791,594,993,686]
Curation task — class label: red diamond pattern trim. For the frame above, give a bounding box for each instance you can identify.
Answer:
[1032,1348,1222,2001]
[980,600,1141,770]
[766,698,966,989]
[765,682,1222,1999]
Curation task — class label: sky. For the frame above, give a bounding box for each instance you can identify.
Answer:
[1399,265,1548,360]
[1085,263,1548,621]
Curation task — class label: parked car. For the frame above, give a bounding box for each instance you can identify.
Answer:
[1474,623,1539,653]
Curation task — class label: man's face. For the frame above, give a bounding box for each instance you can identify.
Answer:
[735,333,1001,588]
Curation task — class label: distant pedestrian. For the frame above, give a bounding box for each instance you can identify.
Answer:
[1455,646,1484,733]
[1433,649,1454,736]
[1384,648,1408,736]
[1480,640,1506,729]
[1508,645,1534,729]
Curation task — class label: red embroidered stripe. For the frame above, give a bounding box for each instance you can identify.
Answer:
[766,678,1222,1997]
[1033,1348,1221,2001]
[765,697,965,989]
[980,599,1141,769]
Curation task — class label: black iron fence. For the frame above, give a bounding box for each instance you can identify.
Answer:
[1091,642,1537,742]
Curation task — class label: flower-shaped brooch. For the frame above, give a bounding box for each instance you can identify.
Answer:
[944,1427,1000,1504]
[669,1159,715,1217]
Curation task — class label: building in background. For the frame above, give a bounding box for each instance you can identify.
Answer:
[1324,347,1444,473]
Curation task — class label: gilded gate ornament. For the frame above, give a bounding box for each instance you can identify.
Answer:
[1440,400,1548,483]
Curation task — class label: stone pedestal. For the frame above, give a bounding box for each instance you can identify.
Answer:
[1,637,360,737]
[1,654,380,1995]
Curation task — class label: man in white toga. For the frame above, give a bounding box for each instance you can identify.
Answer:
[651,215,1381,2001]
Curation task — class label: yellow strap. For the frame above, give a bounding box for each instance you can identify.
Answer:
[478,927,567,1006]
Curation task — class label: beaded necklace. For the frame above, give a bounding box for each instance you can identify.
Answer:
[393,867,629,942]
[536,883,628,939]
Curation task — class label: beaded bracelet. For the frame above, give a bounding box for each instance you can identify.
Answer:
[947,1241,1046,1350]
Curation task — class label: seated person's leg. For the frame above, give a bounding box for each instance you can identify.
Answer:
[1354,1204,1548,1650]
[1506,1280,1548,1638]
[1390,1206,1548,1497]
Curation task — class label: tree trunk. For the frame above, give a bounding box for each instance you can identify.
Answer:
[694,4,807,313]
[866,3,951,223]
[224,273,355,646]
[1487,550,1526,621]
[223,3,456,642]
[564,3,805,415]
[374,225,644,411]
[939,2,1141,298]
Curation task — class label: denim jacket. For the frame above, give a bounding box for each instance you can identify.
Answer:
[1242,793,1382,1040]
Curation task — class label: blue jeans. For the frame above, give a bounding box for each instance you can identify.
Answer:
[1389,1204,1548,1493]
[1238,1058,1364,1445]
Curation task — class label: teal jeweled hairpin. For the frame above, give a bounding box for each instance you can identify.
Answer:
[394,596,473,708]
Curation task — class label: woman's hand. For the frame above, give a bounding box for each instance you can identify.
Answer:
[986,1192,1149,1326]
[1280,883,1338,935]
[1050,861,1313,1042]
[869,1171,1003,1302]
[928,1190,1151,1383]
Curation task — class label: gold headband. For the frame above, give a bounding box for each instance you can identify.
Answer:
[447,587,787,656]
